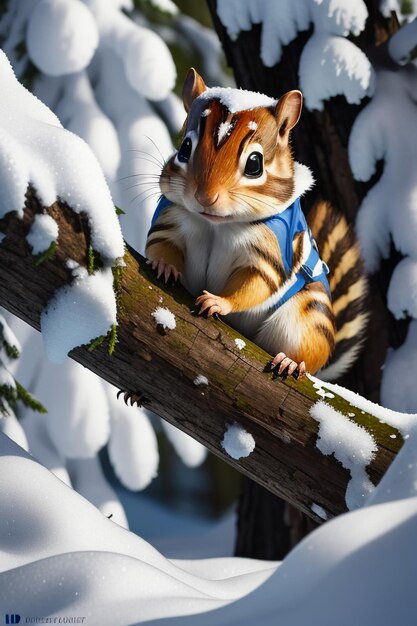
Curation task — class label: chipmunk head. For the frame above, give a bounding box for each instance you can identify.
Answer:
[160,68,312,224]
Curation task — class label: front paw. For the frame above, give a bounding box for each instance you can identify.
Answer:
[195,291,232,317]
[266,352,306,380]
[147,258,181,283]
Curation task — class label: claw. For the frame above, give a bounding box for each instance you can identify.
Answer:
[148,258,181,284]
[267,353,306,381]
[157,260,165,280]
[117,389,149,407]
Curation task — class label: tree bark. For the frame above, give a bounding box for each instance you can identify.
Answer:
[0,190,403,525]
[207,0,403,558]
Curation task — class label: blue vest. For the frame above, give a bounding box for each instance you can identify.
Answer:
[151,195,172,227]
[151,195,330,311]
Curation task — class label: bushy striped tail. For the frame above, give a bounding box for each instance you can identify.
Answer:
[307,200,368,381]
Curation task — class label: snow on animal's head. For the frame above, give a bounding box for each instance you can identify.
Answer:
[160,68,307,223]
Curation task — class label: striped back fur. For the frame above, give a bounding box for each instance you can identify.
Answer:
[307,200,368,381]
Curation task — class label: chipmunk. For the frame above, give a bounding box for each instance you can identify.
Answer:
[145,68,368,381]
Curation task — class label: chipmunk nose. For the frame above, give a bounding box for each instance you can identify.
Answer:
[194,189,219,207]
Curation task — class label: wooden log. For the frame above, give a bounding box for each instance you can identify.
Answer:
[0,190,403,523]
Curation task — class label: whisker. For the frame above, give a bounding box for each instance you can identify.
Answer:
[117,173,161,182]
[128,184,160,199]
[229,193,253,215]
[130,190,162,206]
[130,156,164,169]
[143,135,166,165]
[122,181,160,193]
[127,149,166,168]
[126,147,165,158]
[233,191,277,213]
[230,192,252,207]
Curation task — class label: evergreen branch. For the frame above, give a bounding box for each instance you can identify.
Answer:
[2,339,20,360]
[15,381,47,413]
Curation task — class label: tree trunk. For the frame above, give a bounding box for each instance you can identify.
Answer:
[0,190,403,526]
[207,0,403,559]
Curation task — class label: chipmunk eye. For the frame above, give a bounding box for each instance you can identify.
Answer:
[244,151,263,177]
[177,137,192,163]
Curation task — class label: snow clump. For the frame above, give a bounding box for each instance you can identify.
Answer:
[199,86,277,113]
[194,375,209,386]
[234,338,246,350]
[222,422,255,460]
[26,0,99,77]
[152,307,176,330]
[41,269,117,363]
[26,213,58,254]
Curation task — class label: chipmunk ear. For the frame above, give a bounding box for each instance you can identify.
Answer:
[275,90,303,140]
[182,68,207,113]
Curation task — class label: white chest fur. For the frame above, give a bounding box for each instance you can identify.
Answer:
[176,213,268,338]
[178,214,250,296]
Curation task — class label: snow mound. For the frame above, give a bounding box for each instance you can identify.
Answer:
[106,389,159,491]
[387,257,417,320]
[0,432,274,622]
[3,429,417,624]
[299,34,373,111]
[311,0,368,37]
[41,269,117,363]
[0,52,124,363]
[389,18,417,64]
[217,0,372,110]
[310,401,377,509]
[55,71,122,184]
[92,3,176,101]
[381,321,417,414]
[0,49,124,261]
[25,358,110,459]
[27,0,98,77]
[217,0,310,67]
[349,68,417,273]
[349,66,417,414]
